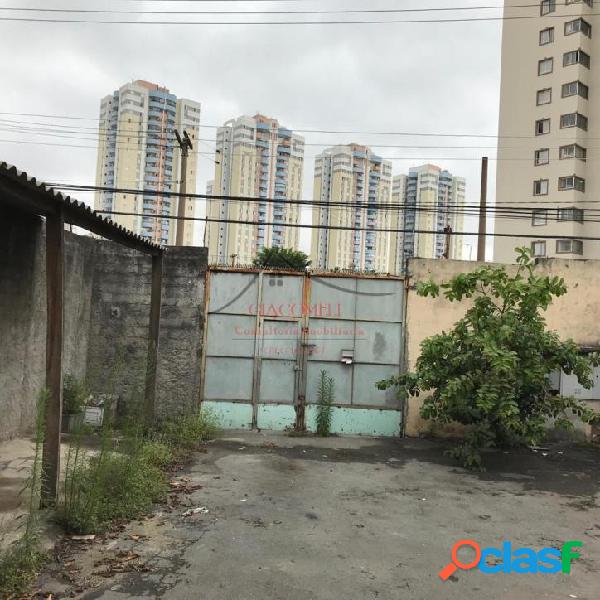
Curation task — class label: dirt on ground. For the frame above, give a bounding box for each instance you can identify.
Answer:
[26,433,600,600]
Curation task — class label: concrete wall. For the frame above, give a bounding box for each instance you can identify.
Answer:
[0,211,46,441]
[405,258,600,437]
[0,210,207,441]
[86,243,207,418]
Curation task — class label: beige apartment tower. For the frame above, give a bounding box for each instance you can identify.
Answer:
[495,1,599,262]
[95,80,201,246]
[389,165,466,275]
[311,145,393,272]
[204,114,305,265]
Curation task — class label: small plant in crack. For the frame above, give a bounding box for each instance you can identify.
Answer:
[316,370,334,437]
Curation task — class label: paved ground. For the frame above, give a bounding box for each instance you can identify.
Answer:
[0,437,36,545]
[36,432,600,600]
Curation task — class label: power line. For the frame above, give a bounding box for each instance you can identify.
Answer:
[0,118,545,147]
[4,120,600,157]
[51,182,600,210]
[0,121,595,153]
[0,135,555,161]
[0,11,596,25]
[0,110,565,139]
[94,209,600,241]
[0,4,541,16]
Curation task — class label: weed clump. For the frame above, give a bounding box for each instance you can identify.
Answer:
[155,409,220,454]
[316,370,334,437]
[0,539,46,598]
[57,408,219,535]
[0,390,48,598]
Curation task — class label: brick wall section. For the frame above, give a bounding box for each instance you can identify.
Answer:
[0,209,207,440]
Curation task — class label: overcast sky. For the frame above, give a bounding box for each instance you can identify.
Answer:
[0,0,501,257]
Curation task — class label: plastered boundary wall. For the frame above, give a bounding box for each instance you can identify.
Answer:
[405,258,600,438]
[0,211,207,441]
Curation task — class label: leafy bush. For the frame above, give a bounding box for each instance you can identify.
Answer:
[253,247,311,270]
[316,370,334,437]
[62,374,88,415]
[377,248,600,469]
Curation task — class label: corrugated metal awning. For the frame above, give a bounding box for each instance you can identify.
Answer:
[0,162,163,255]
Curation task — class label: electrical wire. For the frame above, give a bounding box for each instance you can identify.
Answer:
[0,9,596,25]
[51,182,600,211]
[1,125,596,161]
[0,4,545,16]
[93,209,600,241]
[0,135,550,161]
[0,111,573,139]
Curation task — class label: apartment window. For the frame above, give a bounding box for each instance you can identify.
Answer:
[535,148,550,165]
[558,207,584,222]
[560,112,588,130]
[563,49,590,68]
[535,118,551,135]
[531,241,547,257]
[536,88,552,105]
[558,175,585,192]
[565,18,592,37]
[538,57,554,75]
[540,0,556,15]
[539,27,554,45]
[556,239,584,254]
[559,144,587,161]
[532,209,548,226]
[533,179,549,195]
[561,80,589,99]
[565,0,593,6]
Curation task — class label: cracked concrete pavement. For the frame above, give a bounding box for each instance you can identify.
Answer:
[36,432,600,600]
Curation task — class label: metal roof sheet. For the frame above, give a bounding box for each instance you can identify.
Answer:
[0,162,163,254]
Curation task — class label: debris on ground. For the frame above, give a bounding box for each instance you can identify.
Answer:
[93,550,150,578]
[182,506,209,517]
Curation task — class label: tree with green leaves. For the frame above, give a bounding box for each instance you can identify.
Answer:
[377,248,600,469]
[253,247,311,270]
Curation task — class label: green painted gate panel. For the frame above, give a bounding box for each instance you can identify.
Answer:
[202,270,405,436]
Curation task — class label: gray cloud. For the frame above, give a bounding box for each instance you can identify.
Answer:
[0,0,501,253]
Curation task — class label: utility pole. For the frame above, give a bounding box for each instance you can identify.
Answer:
[443,225,452,259]
[477,156,488,262]
[175,129,193,246]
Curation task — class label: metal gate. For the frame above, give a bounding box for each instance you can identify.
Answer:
[201,268,405,436]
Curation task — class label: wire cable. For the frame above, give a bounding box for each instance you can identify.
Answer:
[94,209,600,241]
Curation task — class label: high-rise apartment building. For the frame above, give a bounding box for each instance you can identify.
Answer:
[311,144,393,272]
[95,80,201,246]
[389,164,466,274]
[495,1,599,262]
[204,114,304,265]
